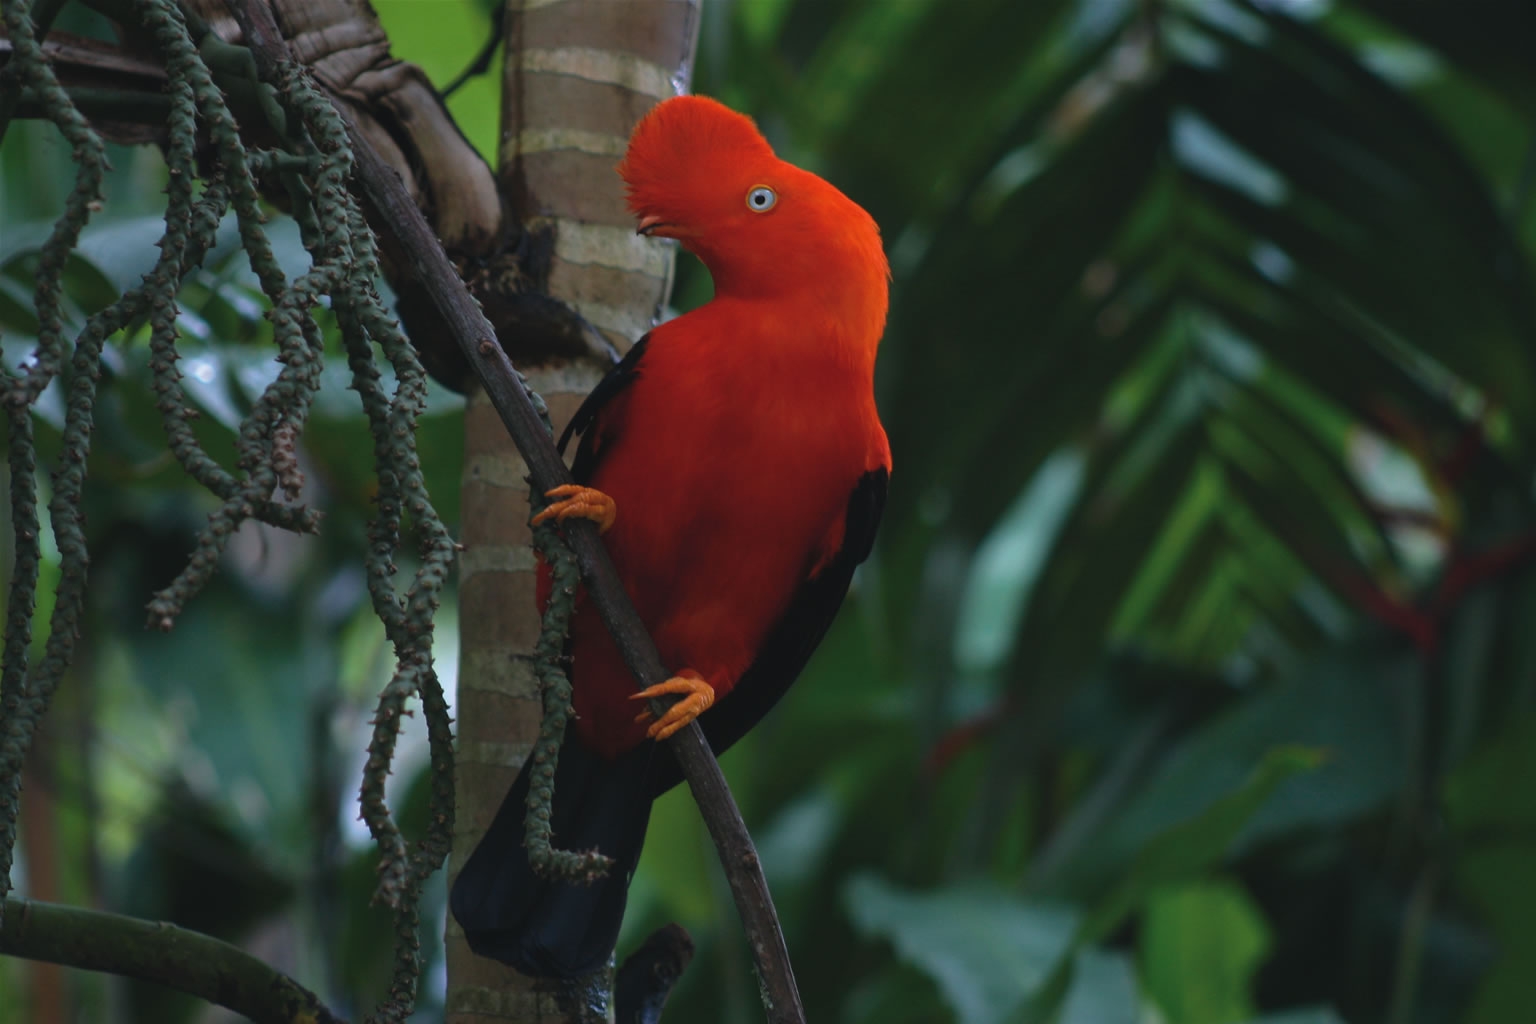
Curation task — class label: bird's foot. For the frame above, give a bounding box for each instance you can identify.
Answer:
[531,484,616,534]
[632,670,715,741]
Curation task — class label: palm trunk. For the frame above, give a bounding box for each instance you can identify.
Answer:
[447,2,700,1021]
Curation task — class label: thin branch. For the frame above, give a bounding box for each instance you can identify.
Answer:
[439,1,504,99]
[222,2,806,1021]
[616,923,695,1024]
[0,898,344,1024]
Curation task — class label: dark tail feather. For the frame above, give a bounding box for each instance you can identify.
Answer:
[451,730,655,976]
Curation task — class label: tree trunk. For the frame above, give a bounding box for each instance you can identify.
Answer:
[447,2,700,1022]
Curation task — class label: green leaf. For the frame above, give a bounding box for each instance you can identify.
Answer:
[1048,648,1407,901]
[1058,949,1141,1024]
[1141,879,1272,1024]
[1011,411,1207,687]
[1110,456,1223,639]
[1076,745,1322,945]
[78,215,211,295]
[119,585,337,874]
[177,348,248,433]
[845,875,1078,1024]
[955,449,1087,674]
[1443,714,1536,1024]
[1454,844,1536,1024]
[755,784,842,891]
[1443,711,1536,833]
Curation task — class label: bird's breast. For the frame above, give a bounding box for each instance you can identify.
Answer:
[566,315,886,756]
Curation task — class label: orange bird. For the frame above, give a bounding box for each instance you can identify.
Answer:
[451,95,891,976]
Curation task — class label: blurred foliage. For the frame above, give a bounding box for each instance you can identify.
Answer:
[3,0,1536,1022]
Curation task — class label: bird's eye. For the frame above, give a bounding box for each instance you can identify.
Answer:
[746,186,777,213]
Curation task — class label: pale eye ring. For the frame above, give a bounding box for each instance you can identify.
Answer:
[746,185,777,213]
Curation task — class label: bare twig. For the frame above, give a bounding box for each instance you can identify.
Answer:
[223,2,805,1020]
[616,923,695,1024]
[0,898,344,1024]
[439,1,504,99]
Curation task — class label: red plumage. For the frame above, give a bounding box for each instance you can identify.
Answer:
[454,94,891,976]
[539,95,890,757]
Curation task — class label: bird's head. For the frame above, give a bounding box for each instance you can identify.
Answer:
[618,95,887,330]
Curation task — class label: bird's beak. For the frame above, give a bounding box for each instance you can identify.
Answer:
[636,215,675,238]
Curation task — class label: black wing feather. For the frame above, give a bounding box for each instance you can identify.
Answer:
[561,335,650,482]
[556,339,888,796]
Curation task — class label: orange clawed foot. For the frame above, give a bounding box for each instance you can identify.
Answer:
[631,670,715,741]
[530,484,616,534]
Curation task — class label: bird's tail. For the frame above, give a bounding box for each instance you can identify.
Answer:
[451,729,655,977]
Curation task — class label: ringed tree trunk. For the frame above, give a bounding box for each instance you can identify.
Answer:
[448,2,701,1022]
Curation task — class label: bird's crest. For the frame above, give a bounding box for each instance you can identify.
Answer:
[618,95,775,214]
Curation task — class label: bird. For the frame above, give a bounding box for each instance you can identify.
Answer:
[450,93,891,977]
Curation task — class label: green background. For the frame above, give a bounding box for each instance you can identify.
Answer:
[3,1,1535,1022]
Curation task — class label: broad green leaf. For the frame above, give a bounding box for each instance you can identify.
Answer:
[755,784,842,891]
[1049,650,1405,900]
[1443,713,1536,1023]
[177,349,247,433]
[76,215,212,295]
[1141,879,1271,1024]
[1057,949,1141,1024]
[845,875,1078,1024]
[119,583,339,873]
[1444,712,1536,832]
[1454,844,1536,1024]
[955,449,1086,674]
[1076,745,1322,945]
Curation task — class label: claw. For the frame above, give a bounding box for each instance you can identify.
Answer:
[531,484,616,534]
[631,670,715,741]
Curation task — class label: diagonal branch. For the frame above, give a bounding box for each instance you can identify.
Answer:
[616,923,696,1024]
[223,2,806,1021]
[0,898,344,1024]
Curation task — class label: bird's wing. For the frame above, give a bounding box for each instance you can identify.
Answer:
[559,335,650,483]
[648,466,889,797]
[558,333,887,794]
